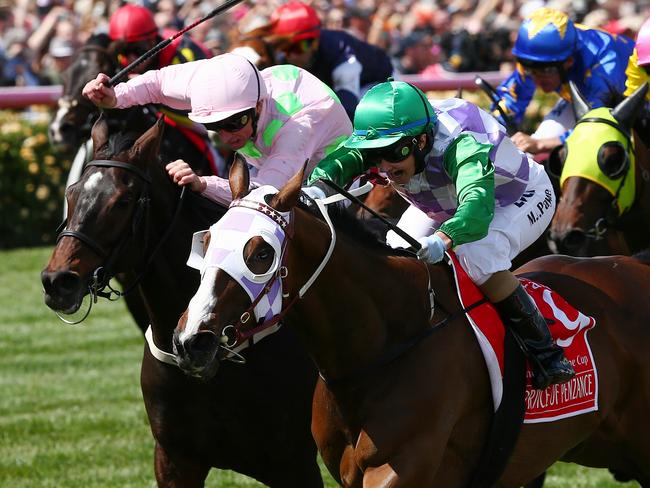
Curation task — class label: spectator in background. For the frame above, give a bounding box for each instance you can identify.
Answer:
[3,27,41,86]
[393,31,437,75]
[40,36,75,84]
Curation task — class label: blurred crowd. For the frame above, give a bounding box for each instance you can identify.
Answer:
[1,0,649,87]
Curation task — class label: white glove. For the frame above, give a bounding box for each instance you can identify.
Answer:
[416,234,447,264]
[301,185,327,201]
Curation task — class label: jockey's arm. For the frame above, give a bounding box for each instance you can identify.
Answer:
[113,59,209,111]
[493,66,535,126]
[438,134,495,247]
[307,145,368,187]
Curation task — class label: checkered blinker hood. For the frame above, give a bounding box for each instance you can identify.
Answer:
[187,186,289,323]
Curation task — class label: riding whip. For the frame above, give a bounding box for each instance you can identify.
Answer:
[474,75,517,135]
[108,0,247,86]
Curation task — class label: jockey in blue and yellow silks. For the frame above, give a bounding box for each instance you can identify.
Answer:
[494,8,635,156]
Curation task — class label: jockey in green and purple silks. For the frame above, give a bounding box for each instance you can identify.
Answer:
[305,80,575,390]
[494,7,634,156]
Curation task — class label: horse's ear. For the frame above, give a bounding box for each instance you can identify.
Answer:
[91,113,109,154]
[611,82,649,131]
[229,153,250,200]
[129,117,165,164]
[569,81,591,121]
[269,161,306,212]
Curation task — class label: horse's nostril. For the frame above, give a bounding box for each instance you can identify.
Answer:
[187,331,220,355]
[562,230,587,251]
[42,270,81,295]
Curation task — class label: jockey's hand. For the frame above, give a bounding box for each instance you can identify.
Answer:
[512,132,563,155]
[416,233,449,264]
[82,73,117,109]
[511,132,541,154]
[166,160,206,192]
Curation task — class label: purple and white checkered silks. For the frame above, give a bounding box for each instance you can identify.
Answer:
[395,98,531,222]
[186,186,290,324]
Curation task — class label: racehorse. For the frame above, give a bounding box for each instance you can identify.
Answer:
[41,118,322,487]
[174,157,650,486]
[548,82,650,256]
[48,33,222,333]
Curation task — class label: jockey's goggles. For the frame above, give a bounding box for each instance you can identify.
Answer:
[204,108,254,133]
[363,137,418,165]
[517,59,562,76]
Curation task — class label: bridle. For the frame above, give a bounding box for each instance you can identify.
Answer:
[55,159,185,323]
[570,116,637,241]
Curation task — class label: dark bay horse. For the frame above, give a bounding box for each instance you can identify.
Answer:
[548,82,650,256]
[174,158,650,486]
[41,118,321,487]
[49,33,221,332]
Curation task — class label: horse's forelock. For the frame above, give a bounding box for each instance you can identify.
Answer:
[95,132,141,161]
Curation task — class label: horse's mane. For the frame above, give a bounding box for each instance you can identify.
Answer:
[300,200,414,258]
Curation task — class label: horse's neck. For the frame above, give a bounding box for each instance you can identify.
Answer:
[133,174,202,343]
[285,209,458,381]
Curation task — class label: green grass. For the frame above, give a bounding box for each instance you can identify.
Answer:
[0,247,638,487]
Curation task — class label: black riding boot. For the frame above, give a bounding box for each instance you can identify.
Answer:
[494,284,575,390]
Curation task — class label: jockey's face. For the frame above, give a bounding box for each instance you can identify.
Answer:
[378,155,416,185]
[280,38,317,69]
[204,109,256,150]
[119,39,157,73]
[522,58,573,93]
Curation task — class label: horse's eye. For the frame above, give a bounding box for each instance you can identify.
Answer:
[257,248,271,260]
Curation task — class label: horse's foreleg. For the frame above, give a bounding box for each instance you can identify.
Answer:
[154,442,210,488]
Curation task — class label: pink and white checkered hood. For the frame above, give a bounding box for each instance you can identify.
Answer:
[187,186,289,323]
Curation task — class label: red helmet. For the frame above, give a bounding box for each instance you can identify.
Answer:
[270,1,321,42]
[109,4,158,43]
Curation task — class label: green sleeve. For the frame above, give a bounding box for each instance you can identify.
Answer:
[307,145,372,186]
[438,133,495,246]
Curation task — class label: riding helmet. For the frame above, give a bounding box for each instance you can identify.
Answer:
[344,80,437,150]
[109,4,158,43]
[270,1,321,42]
[512,8,578,63]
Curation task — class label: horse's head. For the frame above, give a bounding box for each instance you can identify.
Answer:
[548,81,648,256]
[49,34,117,151]
[173,157,303,379]
[229,25,278,70]
[41,115,165,315]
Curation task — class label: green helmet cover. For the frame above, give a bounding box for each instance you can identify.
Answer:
[344,81,437,150]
